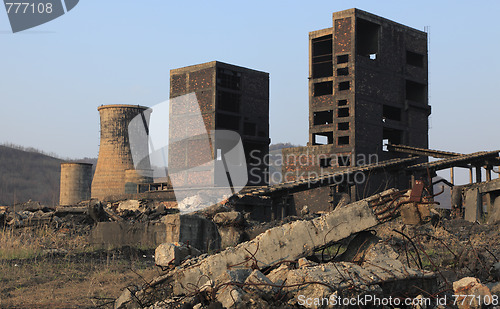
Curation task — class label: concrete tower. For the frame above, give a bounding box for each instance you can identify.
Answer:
[91,104,152,200]
[280,9,430,213]
[59,162,93,205]
[283,9,429,180]
[169,61,270,188]
[307,8,429,162]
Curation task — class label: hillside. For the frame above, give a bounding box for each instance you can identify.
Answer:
[0,145,63,206]
[269,142,302,151]
[0,142,296,206]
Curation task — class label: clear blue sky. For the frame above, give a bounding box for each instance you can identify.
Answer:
[1,1,499,184]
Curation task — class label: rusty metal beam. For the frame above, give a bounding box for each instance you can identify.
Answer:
[406,150,500,173]
[389,144,500,167]
[236,157,419,198]
[387,144,461,159]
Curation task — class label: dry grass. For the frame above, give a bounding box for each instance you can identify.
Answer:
[0,225,88,260]
[0,225,160,308]
[0,256,158,308]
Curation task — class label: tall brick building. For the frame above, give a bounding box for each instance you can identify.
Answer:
[168,61,270,188]
[282,9,430,207]
[308,8,429,161]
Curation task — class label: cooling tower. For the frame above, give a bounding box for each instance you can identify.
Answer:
[59,162,93,205]
[91,104,151,200]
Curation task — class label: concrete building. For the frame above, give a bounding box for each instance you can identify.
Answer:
[282,9,430,212]
[168,61,270,188]
[308,9,429,158]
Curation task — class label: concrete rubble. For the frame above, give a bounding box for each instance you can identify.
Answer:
[453,277,492,309]
[167,197,382,296]
[0,200,79,229]
[213,211,243,226]
[6,179,500,308]
[113,188,455,309]
[155,242,201,267]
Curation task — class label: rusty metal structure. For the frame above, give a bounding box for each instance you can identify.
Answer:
[59,162,93,205]
[91,104,152,200]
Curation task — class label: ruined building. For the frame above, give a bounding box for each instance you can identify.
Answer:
[61,62,269,204]
[308,9,429,157]
[281,9,430,210]
[60,10,429,213]
[91,104,152,201]
[168,61,270,188]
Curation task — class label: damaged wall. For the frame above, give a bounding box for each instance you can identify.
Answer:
[90,213,220,251]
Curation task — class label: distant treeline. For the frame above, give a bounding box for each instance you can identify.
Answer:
[0,142,65,160]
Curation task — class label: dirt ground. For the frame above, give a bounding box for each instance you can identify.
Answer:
[0,224,162,309]
[2,214,500,308]
[0,247,161,309]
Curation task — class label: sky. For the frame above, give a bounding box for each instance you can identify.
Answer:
[1,0,500,184]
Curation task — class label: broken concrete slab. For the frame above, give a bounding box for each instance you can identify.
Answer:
[215,285,245,309]
[464,188,482,222]
[362,241,403,269]
[116,200,142,212]
[176,191,231,214]
[114,286,138,309]
[243,269,276,294]
[266,263,292,286]
[284,261,435,306]
[453,277,492,309]
[155,242,201,266]
[214,269,253,286]
[213,211,243,226]
[297,257,318,268]
[168,189,408,295]
[218,226,245,249]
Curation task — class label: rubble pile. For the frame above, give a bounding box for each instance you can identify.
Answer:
[110,187,500,309]
[5,187,500,308]
[0,198,181,230]
[0,200,91,230]
[110,189,445,308]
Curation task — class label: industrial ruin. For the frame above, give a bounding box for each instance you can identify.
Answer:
[3,8,500,309]
[169,61,270,188]
[91,104,153,200]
